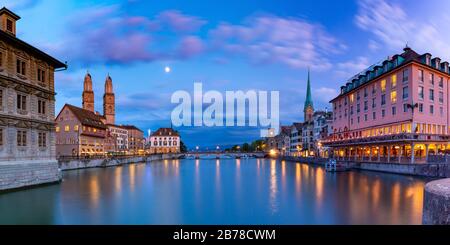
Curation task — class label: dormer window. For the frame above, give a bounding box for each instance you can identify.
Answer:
[426,56,431,65]
[6,19,12,32]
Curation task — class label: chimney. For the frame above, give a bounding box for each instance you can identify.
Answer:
[0,7,20,36]
[432,57,441,69]
[440,62,449,73]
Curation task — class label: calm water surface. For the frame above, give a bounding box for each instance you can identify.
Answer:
[0,158,428,224]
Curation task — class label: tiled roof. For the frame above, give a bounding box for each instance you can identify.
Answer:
[64,104,106,129]
[292,122,303,130]
[330,47,442,102]
[120,125,143,132]
[151,128,180,137]
[280,126,292,135]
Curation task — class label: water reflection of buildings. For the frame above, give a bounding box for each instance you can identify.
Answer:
[49,159,426,224]
[269,160,279,214]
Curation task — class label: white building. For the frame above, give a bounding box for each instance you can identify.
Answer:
[290,123,303,156]
[107,124,128,152]
[149,128,180,154]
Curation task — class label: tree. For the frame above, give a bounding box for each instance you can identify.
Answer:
[180,141,187,153]
[242,143,250,152]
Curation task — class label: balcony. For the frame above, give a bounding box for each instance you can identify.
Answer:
[323,133,450,146]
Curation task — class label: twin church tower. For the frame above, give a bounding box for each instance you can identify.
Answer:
[82,73,115,125]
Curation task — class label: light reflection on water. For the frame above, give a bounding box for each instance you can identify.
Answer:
[0,159,430,225]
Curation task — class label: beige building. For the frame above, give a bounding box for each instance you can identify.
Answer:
[0,7,66,162]
[121,125,144,154]
[105,124,128,154]
[55,104,106,156]
[149,128,180,154]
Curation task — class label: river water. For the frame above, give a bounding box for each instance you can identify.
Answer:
[0,158,429,224]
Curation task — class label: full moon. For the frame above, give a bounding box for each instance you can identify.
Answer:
[164,66,171,73]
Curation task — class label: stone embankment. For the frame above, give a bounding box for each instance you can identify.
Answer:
[0,154,181,191]
[0,160,61,191]
[58,154,181,171]
[282,156,450,177]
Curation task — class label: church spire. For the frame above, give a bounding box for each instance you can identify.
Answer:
[304,68,313,111]
[105,74,113,94]
[304,68,314,123]
[103,74,115,125]
[82,72,95,112]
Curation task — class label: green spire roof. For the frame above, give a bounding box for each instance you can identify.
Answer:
[304,68,313,111]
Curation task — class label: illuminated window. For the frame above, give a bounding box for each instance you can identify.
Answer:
[93,128,97,133]
[349,94,354,103]
[406,123,412,133]
[391,75,397,88]
[74,125,79,131]
[56,126,60,132]
[381,80,386,92]
[64,125,70,132]
[390,91,397,103]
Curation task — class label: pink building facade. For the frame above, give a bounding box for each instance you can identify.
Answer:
[324,47,450,163]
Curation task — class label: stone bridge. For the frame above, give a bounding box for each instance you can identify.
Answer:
[181,152,266,159]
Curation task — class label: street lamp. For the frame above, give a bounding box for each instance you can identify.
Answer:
[406,101,419,114]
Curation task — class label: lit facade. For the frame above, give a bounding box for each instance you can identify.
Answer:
[55,104,106,156]
[121,125,144,154]
[149,128,180,154]
[289,123,303,156]
[104,124,128,154]
[324,47,450,163]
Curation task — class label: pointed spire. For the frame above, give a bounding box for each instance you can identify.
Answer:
[83,71,93,91]
[105,74,113,94]
[304,68,313,111]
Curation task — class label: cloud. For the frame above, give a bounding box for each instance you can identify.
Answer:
[44,5,207,67]
[334,56,371,79]
[355,0,450,60]
[41,5,346,71]
[314,87,338,104]
[0,0,41,10]
[209,14,346,71]
[157,10,206,33]
[176,36,204,59]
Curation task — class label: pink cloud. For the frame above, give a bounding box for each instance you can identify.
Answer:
[177,36,204,59]
[209,15,346,70]
[157,10,207,33]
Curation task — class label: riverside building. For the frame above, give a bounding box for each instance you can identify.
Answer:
[324,47,450,163]
[0,8,66,190]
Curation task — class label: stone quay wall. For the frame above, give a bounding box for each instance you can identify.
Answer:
[282,156,450,178]
[0,160,61,191]
[423,178,450,224]
[58,154,181,171]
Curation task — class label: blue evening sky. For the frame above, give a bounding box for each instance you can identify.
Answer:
[2,0,450,148]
